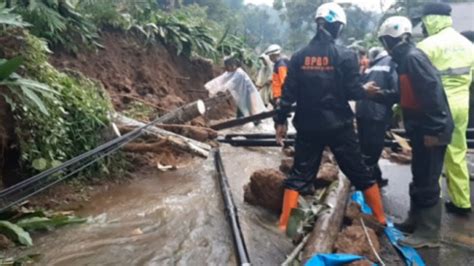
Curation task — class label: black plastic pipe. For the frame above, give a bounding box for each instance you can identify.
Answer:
[214,149,251,266]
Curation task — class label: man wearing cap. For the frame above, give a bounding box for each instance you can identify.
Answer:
[264,44,289,108]
[417,2,474,215]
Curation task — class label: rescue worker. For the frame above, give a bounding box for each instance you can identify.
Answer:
[461,31,474,153]
[255,53,274,107]
[356,47,399,188]
[417,3,474,215]
[275,2,386,232]
[378,16,454,248]
[358,48,370,74]
[264,44,289,108]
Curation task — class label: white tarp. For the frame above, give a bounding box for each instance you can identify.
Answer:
[205,68,267,117]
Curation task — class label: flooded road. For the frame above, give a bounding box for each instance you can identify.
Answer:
[381,158,474,266]
[10,140,292,265]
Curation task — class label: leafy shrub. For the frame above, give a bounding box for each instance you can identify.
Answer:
[1,30,112,174]
[9,0,100,52]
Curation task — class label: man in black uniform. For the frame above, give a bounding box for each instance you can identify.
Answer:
[275,2,386,232]
[356,47,399,188]
[378,16,454,248]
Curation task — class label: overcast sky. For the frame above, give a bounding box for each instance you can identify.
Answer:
[244,0,397,12]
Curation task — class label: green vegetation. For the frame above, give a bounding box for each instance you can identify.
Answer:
[1,30,113,174]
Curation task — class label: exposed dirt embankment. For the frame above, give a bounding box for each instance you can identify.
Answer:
[50,29,228,116]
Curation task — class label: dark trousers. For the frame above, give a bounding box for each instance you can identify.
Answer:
[409,133,446,208]
[357,119,386,181]
[285,125,375,192]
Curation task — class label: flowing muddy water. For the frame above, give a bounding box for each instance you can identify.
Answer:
[10,139,293,265]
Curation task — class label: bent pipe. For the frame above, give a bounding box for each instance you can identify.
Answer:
[214,149,251,266]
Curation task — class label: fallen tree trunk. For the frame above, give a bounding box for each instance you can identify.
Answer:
[301,175,351,264]
[158,124,218,141]
[158,100,206,125]
[114,114,211,158]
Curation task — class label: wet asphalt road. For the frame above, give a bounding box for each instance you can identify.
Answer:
[381,155,474,266]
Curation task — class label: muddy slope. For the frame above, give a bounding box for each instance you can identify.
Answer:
[50,29,214,112]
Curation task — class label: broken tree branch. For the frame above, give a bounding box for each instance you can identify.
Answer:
[114,113,211,158]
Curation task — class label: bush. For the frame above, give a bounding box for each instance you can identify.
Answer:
[1,30,112,174]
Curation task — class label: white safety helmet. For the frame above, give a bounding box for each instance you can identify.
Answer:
[315,3,347,25]
[378,16,413,38]
[264,44,282,56]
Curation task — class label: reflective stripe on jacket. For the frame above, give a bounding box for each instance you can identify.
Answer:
[272,58,289,98]
[356,55,399,123]
[418,15,474,109]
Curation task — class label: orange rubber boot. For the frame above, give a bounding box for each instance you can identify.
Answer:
[363,184,387,225]
[279,189,299,232]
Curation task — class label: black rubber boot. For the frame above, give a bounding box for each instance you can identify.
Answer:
[395,202,417,234]
[398,201,442,248]
[445,201,471,216]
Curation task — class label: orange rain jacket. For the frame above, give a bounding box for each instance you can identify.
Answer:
[272,58,289,98]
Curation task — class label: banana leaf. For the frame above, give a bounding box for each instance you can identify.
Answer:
[0,221,33,246]
[16,215,86,232]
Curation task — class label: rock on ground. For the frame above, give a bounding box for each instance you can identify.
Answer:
[244,169,286,213]
[334,225,380,263]
[279,158,293,175]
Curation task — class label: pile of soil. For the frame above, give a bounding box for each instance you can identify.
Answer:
[50,29,234,120]
[244,150,339,213]
[244,169,286,213]
[335,225,380,262]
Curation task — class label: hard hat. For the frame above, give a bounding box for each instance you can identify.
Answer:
[378,16,413,38]
[264,44,282,56]
[315,3,347,25]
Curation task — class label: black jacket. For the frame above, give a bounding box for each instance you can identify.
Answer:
[356,55,399,123]
[391,42,453,142]
[275,34,367,131]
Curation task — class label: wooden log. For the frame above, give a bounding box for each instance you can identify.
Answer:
[114,114,211,158]
[158,124,218,141]
[301,175,351,264]
[159,100,206,125]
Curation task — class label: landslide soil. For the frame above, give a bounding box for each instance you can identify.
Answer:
[50,29,234,119]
